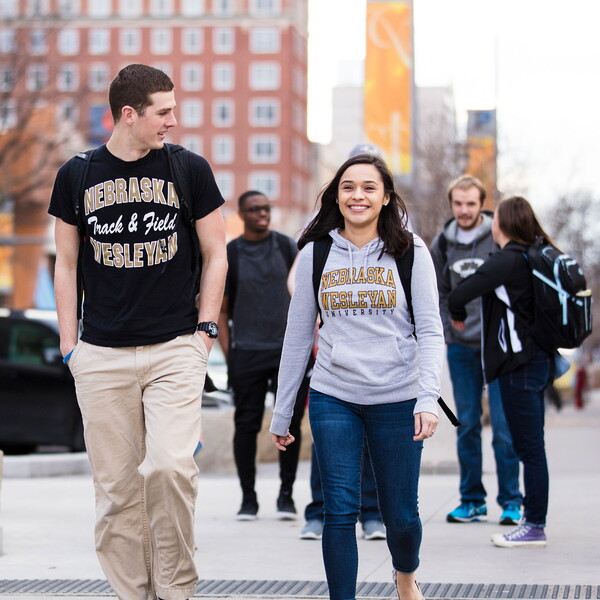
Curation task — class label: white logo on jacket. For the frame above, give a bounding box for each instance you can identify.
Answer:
[450,257,485,279]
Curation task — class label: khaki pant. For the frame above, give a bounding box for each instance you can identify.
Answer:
[70,334,207,600]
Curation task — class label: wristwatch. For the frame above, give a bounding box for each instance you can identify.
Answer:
[197,321,219,338]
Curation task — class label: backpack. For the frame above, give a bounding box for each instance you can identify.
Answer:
[311,235,460,426]
[524,236,592,351]
[69,143,198,319]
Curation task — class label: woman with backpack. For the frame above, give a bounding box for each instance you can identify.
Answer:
[269,153,444,600]
[448,196,553,548]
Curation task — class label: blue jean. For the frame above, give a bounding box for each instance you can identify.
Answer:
[309,389,423,600]
[498,348,551,527]
[447,342,522,507]
[305,442,381,524]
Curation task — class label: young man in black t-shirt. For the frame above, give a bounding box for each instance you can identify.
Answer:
[218,190,309,521]
[49,64,227,600]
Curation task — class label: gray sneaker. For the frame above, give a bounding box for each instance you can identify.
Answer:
[362,520,386,540]
[299,519,323,540]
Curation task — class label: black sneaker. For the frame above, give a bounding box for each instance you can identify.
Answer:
[276,492,297,520]
[236,498,258,521]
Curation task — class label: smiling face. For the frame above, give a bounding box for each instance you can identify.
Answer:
[337,163,389,236]
[130,90,177,151]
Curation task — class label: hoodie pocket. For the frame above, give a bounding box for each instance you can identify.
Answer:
[330,336,407,387]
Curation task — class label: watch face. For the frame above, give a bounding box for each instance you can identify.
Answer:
[207,322,219,337]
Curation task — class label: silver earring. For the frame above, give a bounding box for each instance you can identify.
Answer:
[336,199,339,204]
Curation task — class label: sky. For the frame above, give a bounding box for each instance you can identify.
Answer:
[306,0,600,209]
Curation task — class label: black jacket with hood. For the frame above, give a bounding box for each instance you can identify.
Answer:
[447,241,543,382]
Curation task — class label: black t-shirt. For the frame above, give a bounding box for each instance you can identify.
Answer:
[225,232,297,350]
[49,145,224,347]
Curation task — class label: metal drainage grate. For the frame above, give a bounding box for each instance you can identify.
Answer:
[0,580,598,599]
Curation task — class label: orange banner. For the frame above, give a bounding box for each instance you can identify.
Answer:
[365,1,413,176]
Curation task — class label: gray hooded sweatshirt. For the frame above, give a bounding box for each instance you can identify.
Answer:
[430,212,499,347]
[270,229,444,437]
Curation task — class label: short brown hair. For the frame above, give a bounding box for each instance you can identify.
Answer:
[109,64,174,122]
[447,175,486,205]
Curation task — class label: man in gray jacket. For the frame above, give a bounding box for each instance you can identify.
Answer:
[431,175,522,526]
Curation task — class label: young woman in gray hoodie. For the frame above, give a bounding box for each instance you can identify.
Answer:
[270,153,444,600]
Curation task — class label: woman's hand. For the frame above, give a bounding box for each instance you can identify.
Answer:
[451,319,466,331]
[414,412,439,441]
[271,432,295,451]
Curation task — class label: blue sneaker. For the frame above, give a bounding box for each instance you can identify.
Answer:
[499,504,521,526]
[446,502,487,523]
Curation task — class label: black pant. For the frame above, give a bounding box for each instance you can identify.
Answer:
[229,347,311,499]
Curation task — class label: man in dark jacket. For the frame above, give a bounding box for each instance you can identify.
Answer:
[430,175,522,526]
[218,190,309,521]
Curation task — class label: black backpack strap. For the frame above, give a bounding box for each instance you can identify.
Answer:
[164,143,201,286]
[273,231,296,271]
[312,236,333,328]
[70,149,96,320]
[226,237,239,317]
[396,233,460,427]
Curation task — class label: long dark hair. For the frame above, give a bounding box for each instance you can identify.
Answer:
[496,196,557,248]
[298,153,412,258]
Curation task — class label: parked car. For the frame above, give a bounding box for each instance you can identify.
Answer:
[0,308,85,454]
[0,308,231,454]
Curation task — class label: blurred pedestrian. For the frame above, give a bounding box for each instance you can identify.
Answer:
[271,153,443,600]
[448,195,553,548]
[431,175,522,526]
[50,64,227,600]
[218,190,310,521]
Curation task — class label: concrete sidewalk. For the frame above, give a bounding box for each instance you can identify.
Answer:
[0,393,599,598]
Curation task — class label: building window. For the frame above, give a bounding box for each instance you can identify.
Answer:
[212,63,234,91]
[153,62,172,77]
[248,171,279,200]
[249,62,280,90]
[89,29,110,55]
[0,1,18,19]
[212,135,234,164]
[213,0,234,16]
[181,63,203,91]
[249,28,280,54]
[292,66,306,96]
[0,29,15,53]
[58,29,79,55]
[214,171,234,201]
[248,98,280,127]
[249,135,279,164]
[182,28,203,54]
[0,101,17,131]
[119,0,141,17]
[58,0,79,18]
[181,99,203,127]
[120,29,141,55]
[26,0,48,17]
[150,0,172,17]
[88,63,110,92]
[89,0,110,17]
[292,100,305,132]
[181,135,203,155]
[212,99,234,127]
[0,67,14,92]
[29,29,47,55]
[26,63,47,92]
[57,64,78,92]
[212,27,234,54]
[151,28,172,55]
[56,100,78,125]
[182,0,204,16]
[249,0,281,16]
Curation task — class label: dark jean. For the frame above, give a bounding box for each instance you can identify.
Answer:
[305,442,381,524]
[498,348,551,528]
[309,389,423,600]
[447,342,522,507]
